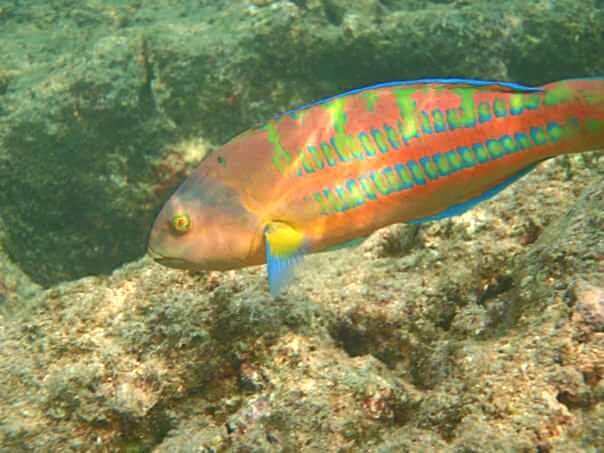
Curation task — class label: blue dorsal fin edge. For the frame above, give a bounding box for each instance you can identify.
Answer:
[408,163,540,224]
[275,77,546,120]
[276,76,604,120]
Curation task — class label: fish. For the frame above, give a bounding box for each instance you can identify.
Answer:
[147,77,604,296]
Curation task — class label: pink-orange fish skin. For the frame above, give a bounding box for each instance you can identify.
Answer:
[148,78,604,272]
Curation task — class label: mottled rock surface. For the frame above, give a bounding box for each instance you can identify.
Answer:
[0,0,603,451]
[0,0,603,285]
[0,159,601,451]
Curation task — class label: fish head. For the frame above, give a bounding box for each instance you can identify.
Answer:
[147,171,261,271]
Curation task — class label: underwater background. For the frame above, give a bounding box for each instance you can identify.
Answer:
[0,0,603,451]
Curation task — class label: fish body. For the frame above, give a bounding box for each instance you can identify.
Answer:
[148,77,604,295]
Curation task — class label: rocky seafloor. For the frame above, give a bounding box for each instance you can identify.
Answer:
[1,158,603,452]
[0,0,603,451]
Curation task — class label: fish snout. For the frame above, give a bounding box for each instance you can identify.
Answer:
[147,247,190,269]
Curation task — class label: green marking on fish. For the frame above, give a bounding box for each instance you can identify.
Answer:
[459,147,477,165]
[447,109,463,129]
[501,135,517,152]
[346,179,365,207]
[323,188,348,212]
[454,89,477,127]
[314,192,331,215]
[544,82,571,106]
[487,139,505,157]
[372,128,389,153]
[359,132,377,157]
[420,111,433,133]
[371,170,392,195]
[384,124,401,149]
[382,166,401,192]
[266,121,292,175]
[531,127,547,145]
[525,94,541,110]
[493,98,507,117]
[473,143,490,162]
[394,88,420,142]
[321,142,337,166]
[298,150,315,174]
[432,109,446,131]
[408,161,426,184]
[515,133,531,151]
[363,91,380,112]
[336,185,356,209]
[358,175,377,200]
[435,153,451,174]
[510,94,524,115]
[394,163,414,189]
[447,150,464,170]
[478,102,491,123]
[307,145,325,170]
[421,157,439,180]
[547,123,564,143]
[325,98,363,161]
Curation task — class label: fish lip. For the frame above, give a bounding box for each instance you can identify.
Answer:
[147,247,248,271]
[147,247,189,269]
[147,247,164,261]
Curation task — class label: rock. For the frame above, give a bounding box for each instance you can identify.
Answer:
[573,279,604,332]
[0,169,601,450]
[0,0,602,450]
[0,222,40,311]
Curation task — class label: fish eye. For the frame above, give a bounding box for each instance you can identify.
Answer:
[170,213,192,234]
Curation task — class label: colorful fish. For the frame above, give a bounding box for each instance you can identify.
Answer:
[147,77,604,296]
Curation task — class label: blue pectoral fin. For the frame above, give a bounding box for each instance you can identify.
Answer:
[408,163,540,224]
[264,222,307,297]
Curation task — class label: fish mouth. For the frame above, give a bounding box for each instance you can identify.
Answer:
[147,247,190,269]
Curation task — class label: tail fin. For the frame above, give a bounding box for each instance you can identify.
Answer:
[542,78,604,154]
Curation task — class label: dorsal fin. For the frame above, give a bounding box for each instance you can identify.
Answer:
[276,78,543,120]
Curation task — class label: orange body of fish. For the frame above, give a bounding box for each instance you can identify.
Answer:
[148,77,604,295]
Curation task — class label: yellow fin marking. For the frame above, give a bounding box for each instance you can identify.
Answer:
[264,221,306,258]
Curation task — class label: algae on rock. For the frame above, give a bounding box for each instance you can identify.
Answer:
[0,0,603,450]
[0,164,602,451]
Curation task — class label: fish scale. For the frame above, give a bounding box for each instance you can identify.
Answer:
[276,82,597,228]
[148,77,604,296]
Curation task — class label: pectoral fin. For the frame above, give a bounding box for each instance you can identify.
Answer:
[264,221,307,297]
